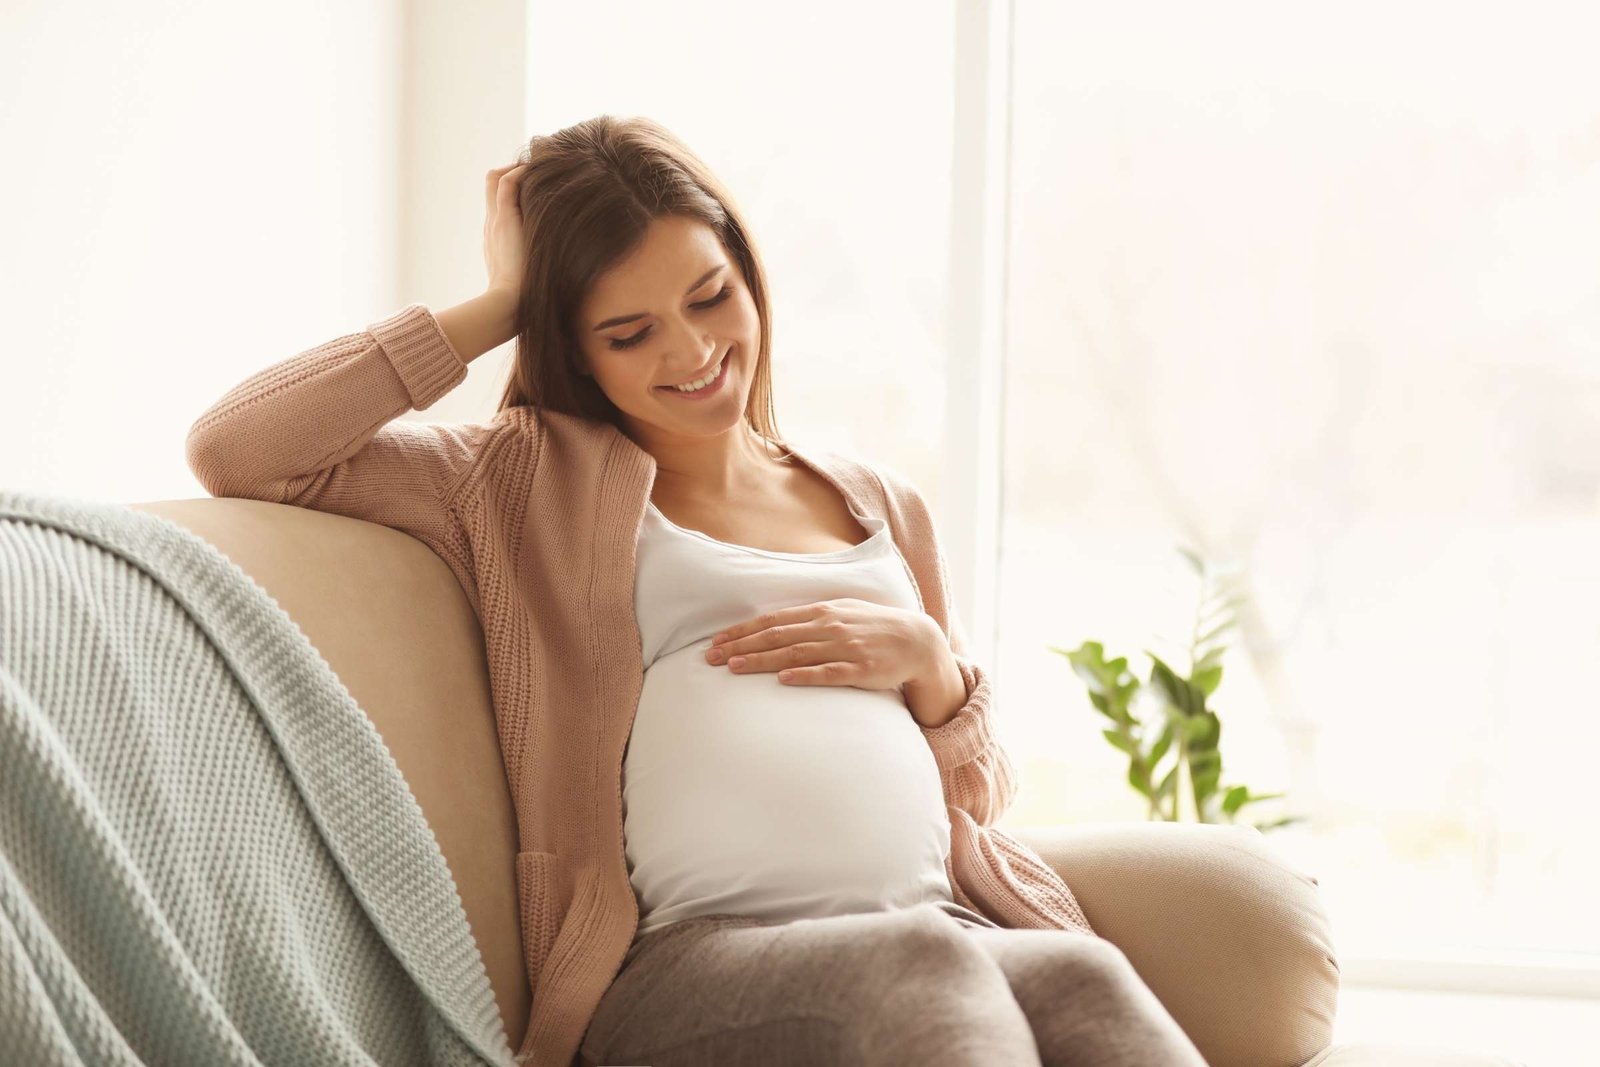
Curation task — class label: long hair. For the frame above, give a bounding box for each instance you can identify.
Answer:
[495,115,785,454]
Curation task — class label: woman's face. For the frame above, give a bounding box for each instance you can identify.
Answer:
[577,213,761,443]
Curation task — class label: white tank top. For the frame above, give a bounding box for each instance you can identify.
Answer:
[624,496,956,939]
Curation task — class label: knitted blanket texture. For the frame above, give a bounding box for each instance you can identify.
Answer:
[0,489,515,1066]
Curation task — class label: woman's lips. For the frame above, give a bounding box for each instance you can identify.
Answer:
[657,349,728,391]
[656,349,731,398]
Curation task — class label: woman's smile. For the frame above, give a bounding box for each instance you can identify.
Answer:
[655,347,732,400]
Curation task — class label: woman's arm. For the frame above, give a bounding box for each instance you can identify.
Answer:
[871,464,1021,828]
[434,288,519,367]
[902,628,968,729]
[183,294,517,561]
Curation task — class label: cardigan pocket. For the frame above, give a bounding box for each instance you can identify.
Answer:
[515,850,568,988]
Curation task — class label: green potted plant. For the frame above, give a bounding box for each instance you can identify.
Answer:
[1050,547,1306,832]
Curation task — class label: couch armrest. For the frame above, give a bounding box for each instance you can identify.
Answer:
[1006,821,1337,1067]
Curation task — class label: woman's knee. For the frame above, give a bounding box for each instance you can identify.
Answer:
[590,908,1038,1067]
[850,907,1014,999]
[822,910,1038,1065]
[961,930,1208,1065]
[1057,933,1141,984]
[1006,932,1150,999]
[966,928,1170,1028]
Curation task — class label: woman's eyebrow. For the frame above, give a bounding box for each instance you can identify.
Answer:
[592,263,727,331]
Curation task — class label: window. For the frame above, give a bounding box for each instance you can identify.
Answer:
[999,0,1600,965]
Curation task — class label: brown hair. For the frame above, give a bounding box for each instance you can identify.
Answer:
[496,114,786,455]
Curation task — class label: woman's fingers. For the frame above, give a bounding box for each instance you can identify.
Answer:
[482,161,530,294]
[499,164,525,202]
[486,163,522,205]
[488,165,527,222]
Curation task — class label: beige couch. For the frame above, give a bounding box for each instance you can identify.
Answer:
[128,496,1526,1067]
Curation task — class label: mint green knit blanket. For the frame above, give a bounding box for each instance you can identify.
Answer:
[0,490,515,1066]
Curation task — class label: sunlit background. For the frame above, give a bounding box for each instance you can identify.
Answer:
[4,1,1598,1061]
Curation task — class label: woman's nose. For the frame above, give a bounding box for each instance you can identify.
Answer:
[666,319,718,365]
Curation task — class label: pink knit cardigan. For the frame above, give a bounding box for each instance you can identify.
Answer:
[184,303,1096,1067]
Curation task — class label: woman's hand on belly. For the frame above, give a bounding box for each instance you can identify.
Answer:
[703,598,948,699]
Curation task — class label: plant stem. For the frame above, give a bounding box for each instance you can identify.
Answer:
[1172,736,1186,821]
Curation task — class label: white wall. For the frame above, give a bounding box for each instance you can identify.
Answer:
[0,0,526,504]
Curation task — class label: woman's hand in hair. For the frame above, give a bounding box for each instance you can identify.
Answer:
[483,162,530,298]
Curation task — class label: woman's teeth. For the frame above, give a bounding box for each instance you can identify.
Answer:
[664,354,724,392]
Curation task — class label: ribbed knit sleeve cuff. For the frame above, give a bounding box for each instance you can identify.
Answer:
[918,657,997,774]
[368,303,469,411]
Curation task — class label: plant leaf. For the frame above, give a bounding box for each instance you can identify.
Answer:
[1101,728,1139,756]
[1148,720,1175,765]
[1147,654,1198,714]
[1183,714,1219,747]
[1192,664,1223,697]
[1194,618,1237,649]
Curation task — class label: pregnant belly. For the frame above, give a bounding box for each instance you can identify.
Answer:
[623,639,953,917]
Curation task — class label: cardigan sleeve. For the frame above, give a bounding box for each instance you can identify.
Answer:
[183,304,495,569]
[871,465,1020,828]
[917,602,1019,828]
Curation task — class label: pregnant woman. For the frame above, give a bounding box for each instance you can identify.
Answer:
[186,115,1206,1067]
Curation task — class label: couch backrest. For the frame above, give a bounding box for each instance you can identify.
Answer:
[128,498,529,1051]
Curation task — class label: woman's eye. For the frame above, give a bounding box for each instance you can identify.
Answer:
[697,285,733,309]
[607,286,733,351]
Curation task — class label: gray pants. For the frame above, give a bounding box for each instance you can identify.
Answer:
[579,899,1208,1066]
